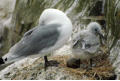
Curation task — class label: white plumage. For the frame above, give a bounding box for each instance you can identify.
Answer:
[0,9,72,69]
[71,22,104,61]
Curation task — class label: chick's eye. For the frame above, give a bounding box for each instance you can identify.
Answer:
[95,28,97,32]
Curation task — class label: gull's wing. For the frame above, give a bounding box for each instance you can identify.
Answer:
[72,30,101,55]
[84,42,100,53]
[72,30,86,49]
[8,24,61,59]
[83,35,100,54]
[23,26,38,37]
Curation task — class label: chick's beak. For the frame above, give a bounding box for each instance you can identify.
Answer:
[98,31,106,46]
[98,32,105,39]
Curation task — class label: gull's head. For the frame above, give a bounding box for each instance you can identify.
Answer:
[39,8,72,26]
[87,22,104,38]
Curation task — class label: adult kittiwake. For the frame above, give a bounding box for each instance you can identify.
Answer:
[0,9,72,70]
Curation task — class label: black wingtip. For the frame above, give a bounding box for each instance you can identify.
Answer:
[0,57,4,65]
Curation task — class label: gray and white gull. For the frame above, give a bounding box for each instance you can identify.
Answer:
[0,9,72,70]
[71,22,104,68]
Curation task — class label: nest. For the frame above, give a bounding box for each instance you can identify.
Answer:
[51,53,115,80]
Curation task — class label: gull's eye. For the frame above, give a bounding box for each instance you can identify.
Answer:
[94,28,98,32]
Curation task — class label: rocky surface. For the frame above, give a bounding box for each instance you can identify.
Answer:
[0,46,115,80]
[0,56,77,80]
[0,54,115,80]
[109,40,120,80]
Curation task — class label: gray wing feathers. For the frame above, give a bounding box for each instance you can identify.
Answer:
[23,27,38,37]
[72,32,84,48]
[11,24,60,58]
[72,31,100,54]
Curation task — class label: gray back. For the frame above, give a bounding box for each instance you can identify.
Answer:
[12,24,61,58]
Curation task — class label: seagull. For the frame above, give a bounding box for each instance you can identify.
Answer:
[0,9,72,70]
[71,22,104,68]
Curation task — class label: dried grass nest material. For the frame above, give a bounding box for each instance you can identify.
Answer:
[51,54,115,80]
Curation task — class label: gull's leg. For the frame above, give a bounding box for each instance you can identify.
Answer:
[90,59,92,67]
[79,59,81,68]
[44,55,59,71]
[87,58,92,70]
[44,56,49,71]
[86,59,93,70]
